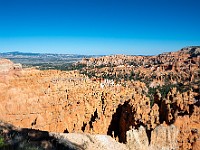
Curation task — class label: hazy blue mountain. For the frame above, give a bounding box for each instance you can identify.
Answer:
[0,51,102,70]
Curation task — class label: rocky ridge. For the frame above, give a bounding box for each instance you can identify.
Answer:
[0,121,179,150]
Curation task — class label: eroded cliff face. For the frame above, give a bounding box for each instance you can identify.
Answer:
[0,67,150,135]
[0,47,199,150]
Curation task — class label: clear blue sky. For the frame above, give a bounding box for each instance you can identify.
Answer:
[0,0,199,55]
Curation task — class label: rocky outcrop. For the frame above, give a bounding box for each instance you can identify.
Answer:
[0,59,14,73]
[51,133,127,150]
[180,46,200,56]
[126,126,149,150]
[126,125,179,150]
[0,59,22,74]
[0,121,72,150]
[150,124,179,150]
[0,121,179,150]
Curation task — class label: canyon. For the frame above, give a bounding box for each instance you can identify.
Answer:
[0,47,199,149]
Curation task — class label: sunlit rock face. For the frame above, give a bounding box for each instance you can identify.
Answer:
[0,59,15,74]
[126,125,179,150]
[0,59,22,73]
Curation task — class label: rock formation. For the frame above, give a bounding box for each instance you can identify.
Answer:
[126,125,179,150]
[0,121,180,150]
[0,47,199,149]
[0,59,22,74]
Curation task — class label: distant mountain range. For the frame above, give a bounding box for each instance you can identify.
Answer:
[0,51,100,58]
[0,51,102,70]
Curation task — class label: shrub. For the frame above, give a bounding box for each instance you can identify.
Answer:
[0,136,5,148]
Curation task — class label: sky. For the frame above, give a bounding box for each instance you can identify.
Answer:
[0,0,200,55]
